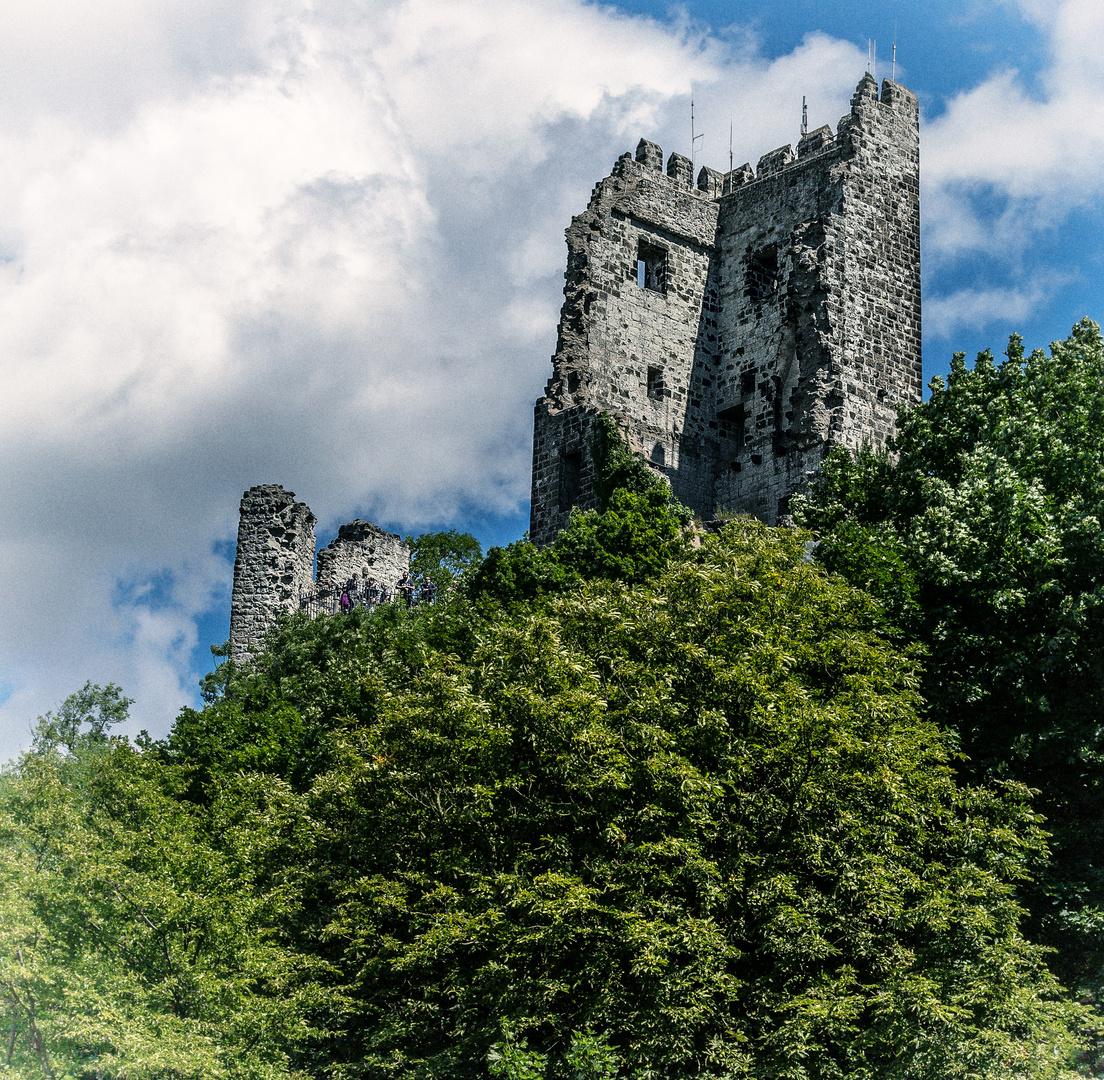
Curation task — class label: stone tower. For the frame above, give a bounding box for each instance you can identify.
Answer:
[530,75,921,545]
[229,485,317,660]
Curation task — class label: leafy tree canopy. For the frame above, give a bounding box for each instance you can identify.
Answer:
[30,679,132,757]
[408,530,484,590]
[0,410,1097,1077]
[794,318,1104,1002]
[465,415,692,608]
[0,685,328,1079]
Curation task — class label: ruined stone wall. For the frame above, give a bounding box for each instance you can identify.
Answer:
[229,489,410,660]
[710,75,920,521]
[531,75,921,543]
[704,128,848,522]
[315,519,409,591]
[531,143,722,544]
[836,77,923,448]
[229,485,316,661]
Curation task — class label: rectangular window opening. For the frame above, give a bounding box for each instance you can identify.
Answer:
[746,245,779,305]
[559,450,582,513]
[636,239,667,293]
[717,403,746,446]
[647,366,665,400]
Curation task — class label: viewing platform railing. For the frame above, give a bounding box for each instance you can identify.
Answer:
[298,584,441,619]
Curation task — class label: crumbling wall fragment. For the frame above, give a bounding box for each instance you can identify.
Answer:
[229,485,316,661]
[315,520,409,592]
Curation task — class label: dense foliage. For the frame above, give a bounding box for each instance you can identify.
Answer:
[0,688,326,1079]
[794,319,1104,1004]
[466,414,690,607]
[407,531,484,591]
[1,508,1093,1076]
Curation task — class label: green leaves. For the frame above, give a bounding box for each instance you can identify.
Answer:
[29,681,133,757]
[408,530,484,591]
[6,386,1101,1077]
[794,318,1104,1014]
[0,736,326,1078]
[228,522,1088,1078]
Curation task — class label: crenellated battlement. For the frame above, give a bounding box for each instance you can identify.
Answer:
[620,77,918,204]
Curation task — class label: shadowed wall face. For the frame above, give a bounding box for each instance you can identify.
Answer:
[531,75,921,544]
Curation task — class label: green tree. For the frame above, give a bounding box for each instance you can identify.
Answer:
[793,318,1104,1005]
[465,417,691,608]
[29,680,132,757]
[0,686,327,1078]
[408,530,484,591]
[208,524,1088,1078]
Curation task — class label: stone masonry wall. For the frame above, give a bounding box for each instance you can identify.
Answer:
[229,489,410,661]
[229,485,317,661]
[315,519,410,592]
[531,75,921,544]
[531,141,722,542]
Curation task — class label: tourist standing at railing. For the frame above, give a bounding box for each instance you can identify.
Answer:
[365,576,381,612]
[396,571,415,609]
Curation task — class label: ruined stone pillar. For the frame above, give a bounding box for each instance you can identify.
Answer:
[229,485,316,661]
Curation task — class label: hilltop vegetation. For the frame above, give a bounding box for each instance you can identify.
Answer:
[5,325,1104,1078]
[795,317,1104,1003]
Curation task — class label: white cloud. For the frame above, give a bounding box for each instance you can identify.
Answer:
[923,0,1104,260]
[0,0,869,757]
[924,275,1071,338]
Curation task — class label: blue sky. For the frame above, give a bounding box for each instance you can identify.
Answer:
[0,0,1098,754]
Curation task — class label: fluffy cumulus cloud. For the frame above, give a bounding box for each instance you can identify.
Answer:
[0,0,869,755]
[922,0,1104,333]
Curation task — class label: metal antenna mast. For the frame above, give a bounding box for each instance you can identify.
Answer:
[729,116,733,172]
[691,97,704,184]
[892,21,897,81]
[801,95,808,137]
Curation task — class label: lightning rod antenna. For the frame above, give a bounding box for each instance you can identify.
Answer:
[690,96,704,185]
[892,21,897,81]
[801,95,808,137]
[729,116,733,172]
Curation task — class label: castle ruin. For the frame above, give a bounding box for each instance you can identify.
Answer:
[229,485,409,660]
[530,74,921,544]
[230,74,921,658]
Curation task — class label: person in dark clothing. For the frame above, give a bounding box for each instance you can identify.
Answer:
[396,571,415,609]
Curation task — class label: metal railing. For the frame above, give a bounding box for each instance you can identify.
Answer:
[298,584,442,620]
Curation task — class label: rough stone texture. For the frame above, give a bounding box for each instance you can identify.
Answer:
[229,490,410,660]
[229,485,316,661]
[531,75,921,544]
[315,519,409,591]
